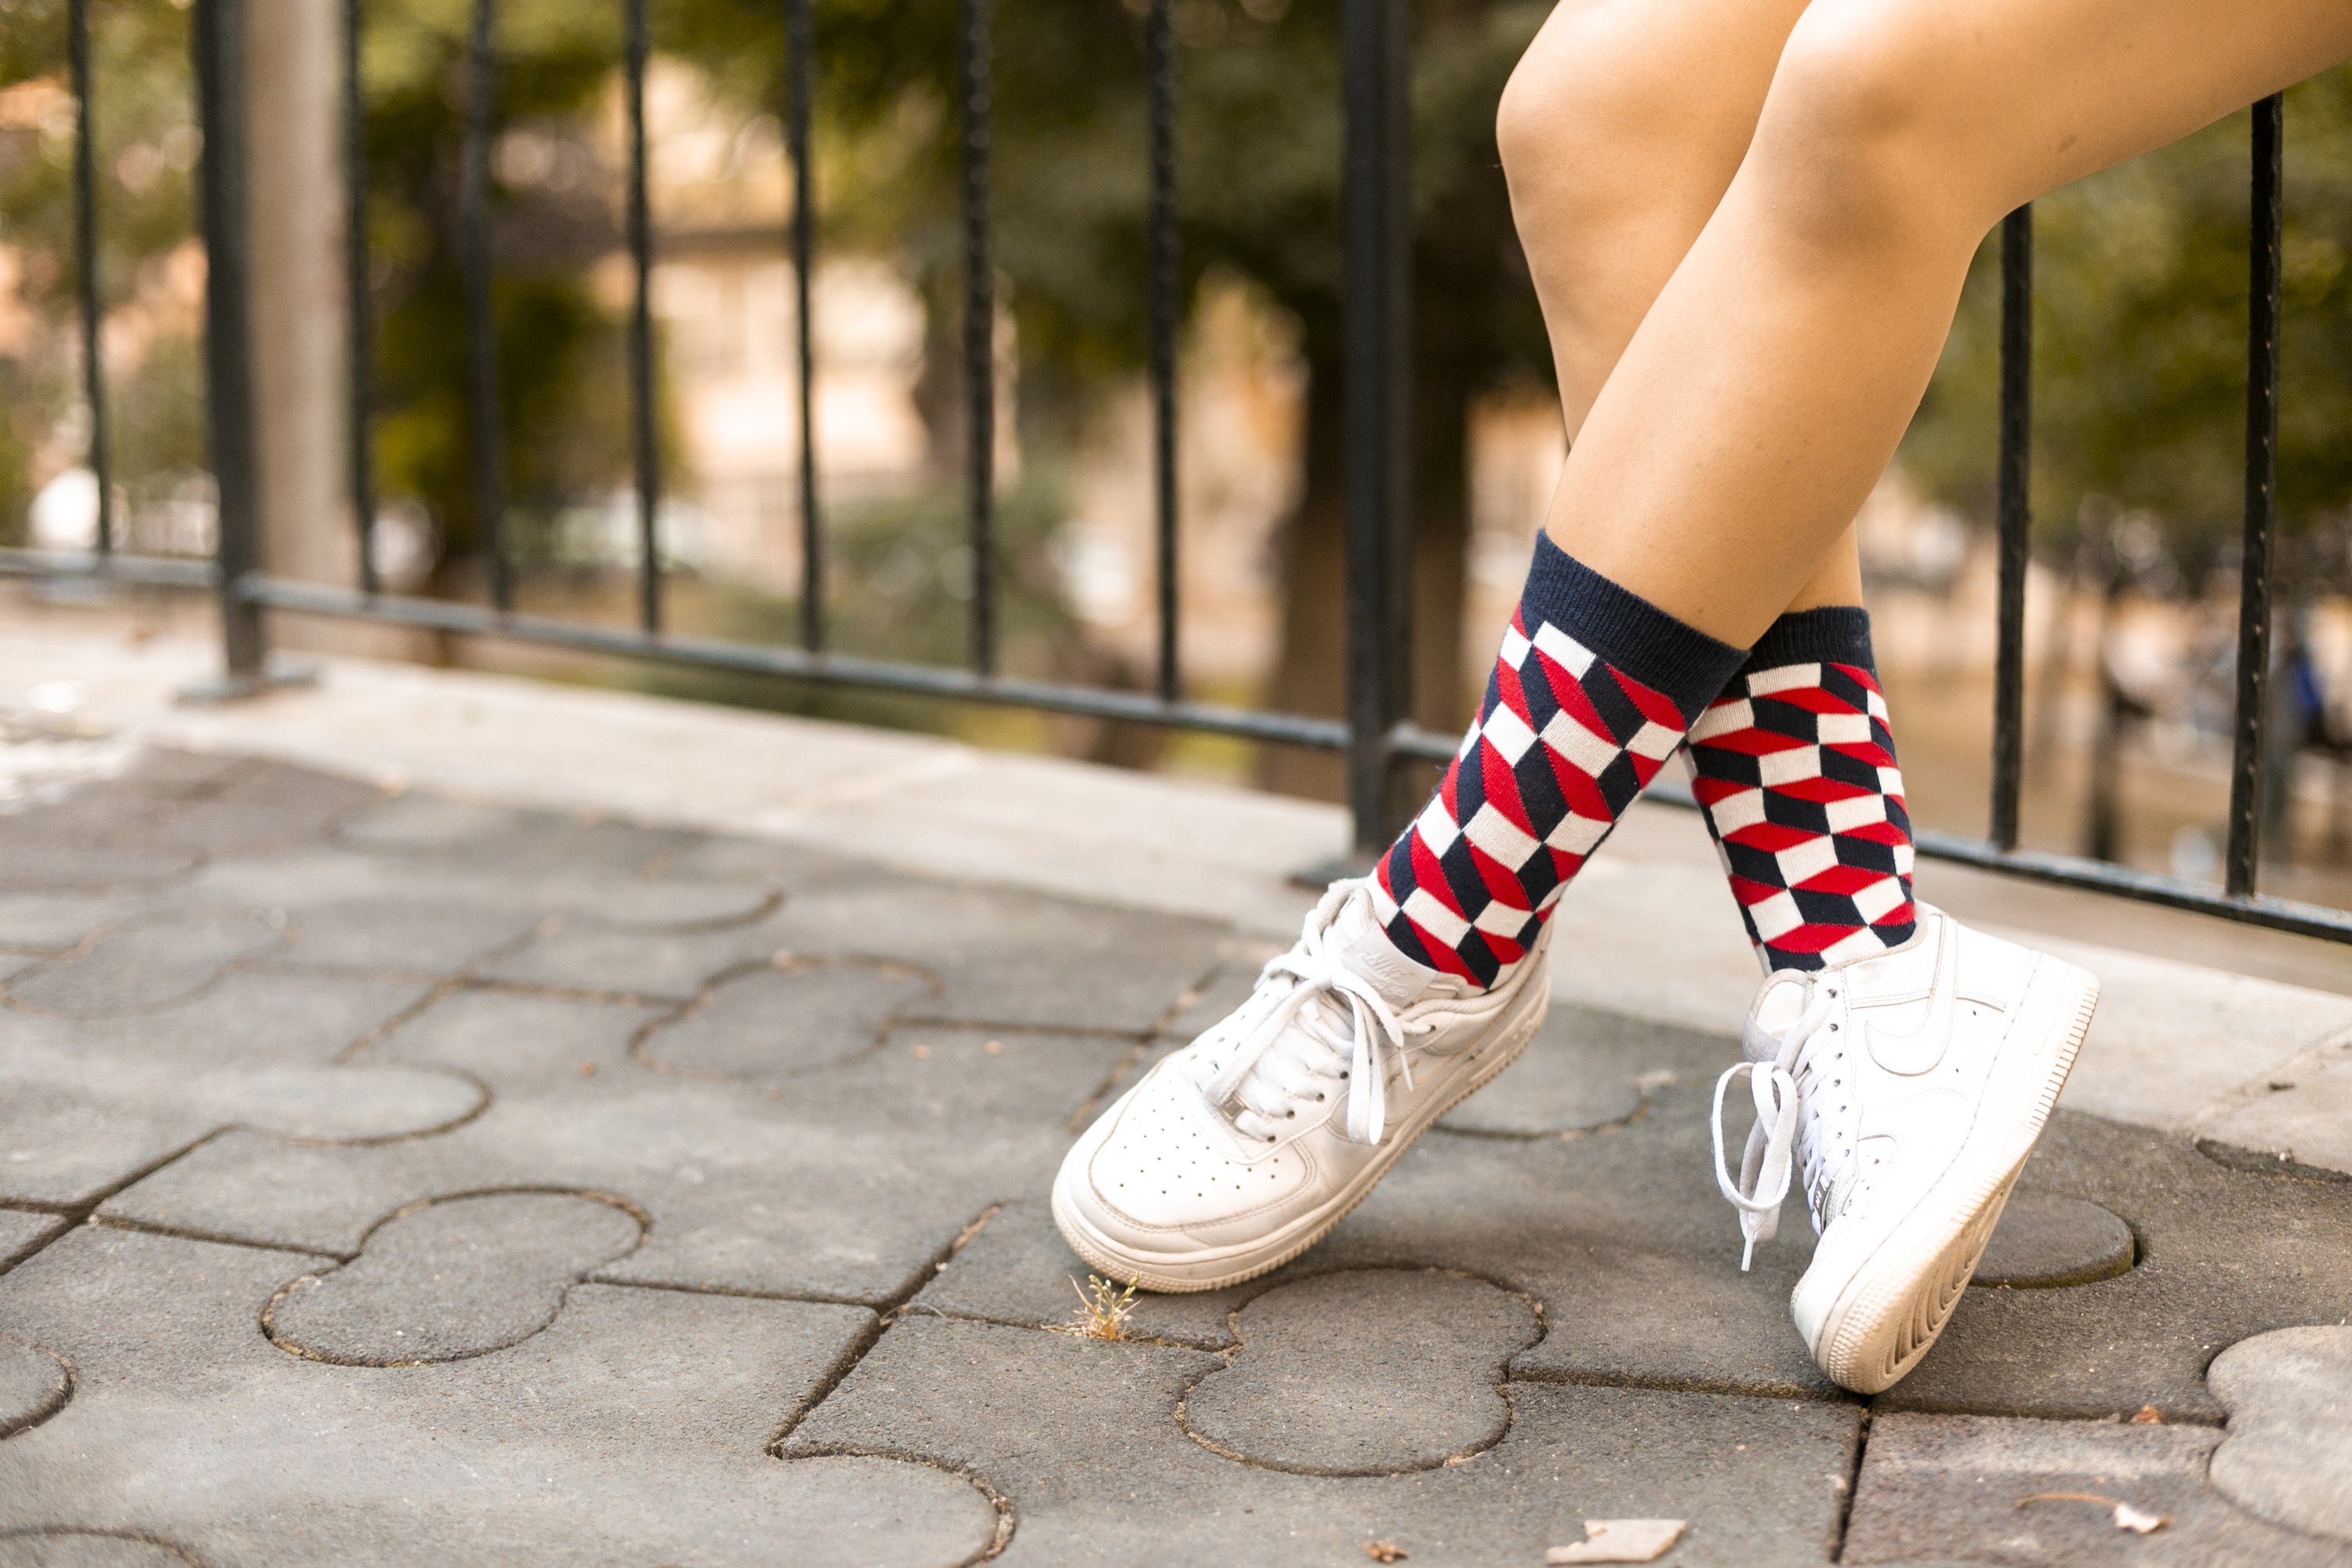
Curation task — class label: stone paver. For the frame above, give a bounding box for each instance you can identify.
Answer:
[0,1228,996,1567]
[2,911,285,1017]
[636,956,942,1080]
[0,893,158,953]
[264,1192,647,1364]
[2207,1326,2352,1541]
[920,1031,1844,1399]
[1880,1112,2352,1421]
[326,788,1225,1030]
[1236,1093,1843,1397]
[0,1532,203,1566]
[787,1313,1860,1566]
[1184,1270,1541,1473]
[0,975,474,1208]
[1439,1002,1728,1137]
[1843,1412,2347,1566]
[5,746,2351,1563]
[100,990,1137,1303]
[2199,1029,2352,1180]
[0,1213,67,1272]
[0,1340,69,1438]
[1973,1191,2136,1288]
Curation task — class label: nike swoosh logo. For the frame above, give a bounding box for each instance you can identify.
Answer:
[1864,921,1958,1076]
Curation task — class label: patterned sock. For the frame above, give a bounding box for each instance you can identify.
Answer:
[1372,535,1746,991]
[1686,606,1918,971]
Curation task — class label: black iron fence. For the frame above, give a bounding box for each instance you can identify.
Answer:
[6,0,2347,944]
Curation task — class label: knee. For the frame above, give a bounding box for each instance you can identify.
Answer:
[1745,1,2009,249]
[1495,0,1700,220]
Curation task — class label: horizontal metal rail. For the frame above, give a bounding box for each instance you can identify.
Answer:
[1389,720,2352,944]
[23,5,2348,951]
[0,547,217,590]
[235,575,1352,750]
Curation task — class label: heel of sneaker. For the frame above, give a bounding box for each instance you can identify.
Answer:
[1814,956,2100,1394]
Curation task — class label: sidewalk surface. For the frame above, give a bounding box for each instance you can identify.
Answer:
[3,606,2351,1566]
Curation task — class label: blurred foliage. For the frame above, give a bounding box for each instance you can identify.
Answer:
[1904,65,2352,592]
[804,470,1078,670]
[638,466,1088,726]
[354,0,644,561]
[9,2,2352,615]
[0,0,207,543]
[0,0,656,556]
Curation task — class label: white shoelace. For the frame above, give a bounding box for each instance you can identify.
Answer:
[1200,886,1460,1146]
[1709,979,1849,1270]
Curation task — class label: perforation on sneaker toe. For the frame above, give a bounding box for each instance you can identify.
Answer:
[1088,1070,1310,1228]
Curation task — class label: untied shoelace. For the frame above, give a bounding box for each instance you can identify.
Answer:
[1709,980,1842,1270]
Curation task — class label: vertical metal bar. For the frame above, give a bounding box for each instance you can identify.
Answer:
[460,0,509,612]
[624,0,660,633]
[343,0,379,595]
[957,0,995,676]
[1989,204,2033,851]
[2227,93,2285,897]
[192,0,265,677]
[786,0,822,652]
[1146,0,1179,702]
[1341,0,1413,853]
[67,0,114,557]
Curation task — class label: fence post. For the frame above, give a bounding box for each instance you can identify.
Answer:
[1340,0,1413,858]
[182,0,285,700]
[2227,93,2284,897]
[1988,205,2032,851]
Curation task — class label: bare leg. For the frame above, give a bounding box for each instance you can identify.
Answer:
[1534,0,2352,646]
[1501,0,1861,616]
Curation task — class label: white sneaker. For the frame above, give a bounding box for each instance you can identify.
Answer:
[1711,906,2100,1393]
[1052,878,1552,1292]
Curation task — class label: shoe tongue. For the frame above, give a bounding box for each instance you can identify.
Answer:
[1746,971,1813,1060]
[1332,887,1436,1007]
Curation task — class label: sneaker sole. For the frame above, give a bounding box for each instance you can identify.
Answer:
[1811,956,2100,1395]
[1051,971,1552,1294]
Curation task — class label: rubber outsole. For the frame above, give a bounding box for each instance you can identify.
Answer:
[1813,959,2101,1395]
[1051,975,1552,1294]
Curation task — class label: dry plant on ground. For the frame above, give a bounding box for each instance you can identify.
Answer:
[1058,1274,1141,1341]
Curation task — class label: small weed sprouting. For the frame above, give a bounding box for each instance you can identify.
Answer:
[1063,1273,1140,1341]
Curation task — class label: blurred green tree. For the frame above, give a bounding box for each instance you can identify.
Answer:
[0,0,206,545]
[667,0,1559,786]
[356,0,644,572]
[1903,65,2352,589]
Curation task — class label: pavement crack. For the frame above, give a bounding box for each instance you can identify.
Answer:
[1429,1092,1661,1143]
[581,1275,880,1310]
[766,1203,1005,1454]
[1829,1404,1870,1561]
[1512,1363,1857,1404]
[1,1127,263,1276]
[89,1211,355,1265]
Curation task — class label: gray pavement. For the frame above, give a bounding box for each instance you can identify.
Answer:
[1,747,2349,1565]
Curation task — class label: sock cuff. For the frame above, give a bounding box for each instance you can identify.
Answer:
[1523,534,1747,720]
[1739,605,1875,677]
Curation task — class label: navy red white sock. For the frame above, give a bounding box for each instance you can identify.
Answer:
[1686,606,1917,971]
[1372,535,1745,990]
